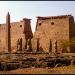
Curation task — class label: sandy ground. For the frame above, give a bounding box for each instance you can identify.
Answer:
[0,66,75,74]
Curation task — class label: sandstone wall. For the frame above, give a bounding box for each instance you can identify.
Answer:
[0,24,6,52]
[0,19,32,52]
[32,15,75,53]
[69,16,75,52]
[10,21,25,52]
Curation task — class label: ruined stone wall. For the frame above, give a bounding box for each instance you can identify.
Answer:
[0,19,32,52]
[69,16,75,39]
[69,16,75,52]
[0,24,6,52]
[10,21,25,52]
[0,22,24,52]
[32,15,75,53]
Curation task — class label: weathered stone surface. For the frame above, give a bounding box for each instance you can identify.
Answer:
[0,14,33,52]
[32,15,75,53]
[0,14,75,54]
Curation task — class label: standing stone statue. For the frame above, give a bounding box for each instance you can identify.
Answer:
[20,38,22,51]
[27,38,32,51]
[37,38,40,52]
[49,39,52,52]
[55,40,57,53]
[17,39,20,51]
[17,39,19,50]
[25,38,28,49]
[17,38,22,51]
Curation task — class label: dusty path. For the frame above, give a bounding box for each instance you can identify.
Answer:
[0,66,75,74]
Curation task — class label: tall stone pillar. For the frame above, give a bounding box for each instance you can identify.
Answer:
[37,38,40,52]
[49,39,52,52]
[6,12,11,52]
[55,40,57,52]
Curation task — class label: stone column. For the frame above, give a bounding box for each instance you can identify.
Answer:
[49,39,52,52]
[25,39,27,49]
[52,40,57,53]
[37,38,40,52]
[55,40,57,53]
[20,38,22,51]
[6,12,11,52]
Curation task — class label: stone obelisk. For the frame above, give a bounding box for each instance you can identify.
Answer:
[6,12,11,52]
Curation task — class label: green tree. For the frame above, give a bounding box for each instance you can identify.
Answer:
[60,37,75,53]
[70,37,75,46]
[60,39,70,53]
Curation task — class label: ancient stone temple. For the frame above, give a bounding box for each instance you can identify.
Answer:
[32,15,75,53]
[0,13,33,52]
[0,13,75,53]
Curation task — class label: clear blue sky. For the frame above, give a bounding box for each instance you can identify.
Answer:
[0,1,75,32]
